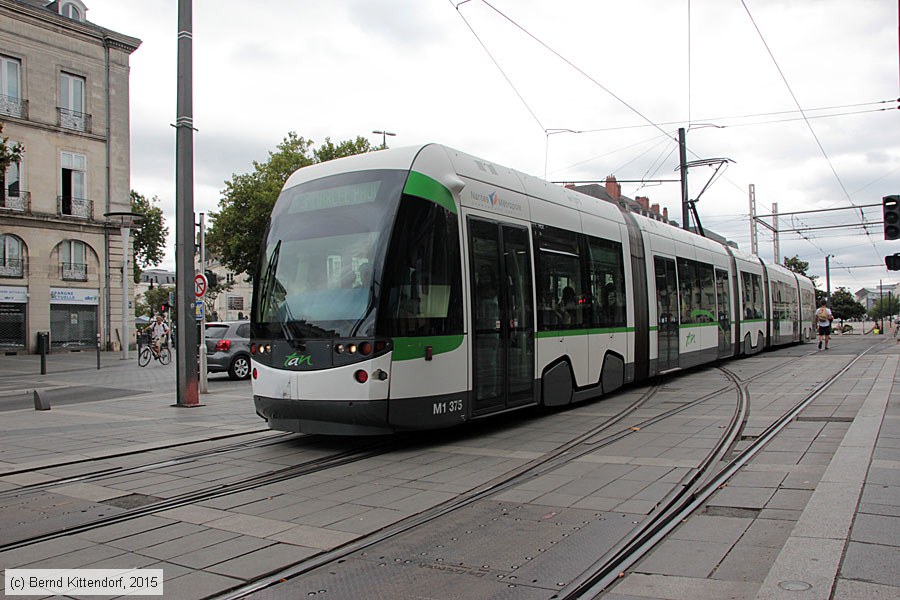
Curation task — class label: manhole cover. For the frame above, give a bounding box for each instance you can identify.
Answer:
[778,580,812,591]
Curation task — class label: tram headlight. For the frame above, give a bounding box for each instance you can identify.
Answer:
[335,344,345,354]
[348,344,357,354]
[360,342,372,356]
[250,343,256,355]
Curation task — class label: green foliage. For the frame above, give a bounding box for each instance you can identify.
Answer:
[830,287,865,321]
[144,285,174,317]
[868,294,899,320]
[815,288,827,305]
[783,255,819,287]
[134,297,150,318]
[207,133,375,280]
[130,191,169,283]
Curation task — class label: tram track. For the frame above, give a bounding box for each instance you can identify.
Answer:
[0,379,665,557]
[558,345,876,599]
[0,430,298,498]
[210,370,747,599]
[0,435,418,552]
[0,342,868,598]
[211,344,865,599]
[0,427,281,480]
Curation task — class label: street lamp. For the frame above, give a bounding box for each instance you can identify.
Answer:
[372,130,396,148]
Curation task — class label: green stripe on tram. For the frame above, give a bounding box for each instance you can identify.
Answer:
[404,171,457,214]
[392,335,464,361]
[680,322,722,329]
[535,327,633,339]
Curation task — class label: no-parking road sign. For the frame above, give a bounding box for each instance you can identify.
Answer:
[194,273,208,298]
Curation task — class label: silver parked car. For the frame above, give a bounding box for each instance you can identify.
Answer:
[205,321,251,380]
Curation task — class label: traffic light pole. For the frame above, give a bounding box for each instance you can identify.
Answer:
[174,0,200,407]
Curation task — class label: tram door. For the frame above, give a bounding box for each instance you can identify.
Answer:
[654,257,679,371]
[469,219,535,415]
[716,268,732,357]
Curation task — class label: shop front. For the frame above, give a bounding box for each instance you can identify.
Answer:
[50,287,99,349]
[0,285,27,350]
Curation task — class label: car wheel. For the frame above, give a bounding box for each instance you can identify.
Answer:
[229,355,251,380]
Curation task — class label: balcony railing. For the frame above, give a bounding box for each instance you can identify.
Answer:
[60,262,87,281]
[58,196,92,219]
[0,94,28,119]
[57,107,91,133]
[0,259,24,278]
[0,191,31,213]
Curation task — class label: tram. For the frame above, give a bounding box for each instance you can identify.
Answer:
[250,144,816,435]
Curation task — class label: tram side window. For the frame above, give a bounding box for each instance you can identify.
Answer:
[677,258,697,324]
[741,272,764,319]
[788,285,799,321]
[587,236,626,328]
[697,262,715,323]
[377,196,463,337]
[534,225,584,330]
[772,282,782,322]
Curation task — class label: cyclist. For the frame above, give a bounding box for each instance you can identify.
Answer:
[145,314,170,358]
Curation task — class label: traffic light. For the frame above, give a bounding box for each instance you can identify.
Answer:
[205,270,218,288]
[160,302,169,314]
[883,195,900,240]
[887,254,900,271]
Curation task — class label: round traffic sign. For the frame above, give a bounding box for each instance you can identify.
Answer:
[194,273,208,298]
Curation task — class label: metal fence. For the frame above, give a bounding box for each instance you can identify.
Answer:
[50,305,97,348]
[0,302,25,349]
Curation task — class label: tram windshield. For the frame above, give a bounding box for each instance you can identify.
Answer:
[253,170,406,339]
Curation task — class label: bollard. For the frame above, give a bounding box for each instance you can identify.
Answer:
[96,332,101,370]
[33,389,51,410]
[37,331,49,375]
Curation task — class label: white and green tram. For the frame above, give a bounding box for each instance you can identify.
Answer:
[250,144,815,435]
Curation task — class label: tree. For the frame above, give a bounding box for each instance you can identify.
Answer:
[830,287,865,321]
[783,255,819,287]
[869,295,899,320]
[0,123,24,201]
[144,285,174,317]
[207,133,375,280]
[131,191,169,283]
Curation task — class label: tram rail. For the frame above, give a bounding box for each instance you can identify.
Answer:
[0,343,871,599]
[211,346,868,599]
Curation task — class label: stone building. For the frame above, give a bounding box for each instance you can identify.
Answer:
[0,0,140,352]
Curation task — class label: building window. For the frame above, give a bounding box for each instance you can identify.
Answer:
[1,153,27,213]
[0,234,24,277]
[60,239,87,281]
[59,151,90,218]
[59,72,89,131]
[226,295,244,311]
[60,2,84,21]
[0,56,23,118]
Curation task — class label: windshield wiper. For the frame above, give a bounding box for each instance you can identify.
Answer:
[260,241,296,345]
[350,279,379,337]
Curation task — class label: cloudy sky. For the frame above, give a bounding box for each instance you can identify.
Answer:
[85,0,898,292]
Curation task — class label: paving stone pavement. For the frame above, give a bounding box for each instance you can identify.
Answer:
[0,338,898,599]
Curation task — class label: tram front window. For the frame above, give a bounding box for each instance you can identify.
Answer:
[254,170,406,339]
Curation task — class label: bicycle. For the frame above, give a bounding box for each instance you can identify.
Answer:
[138,332,171,367]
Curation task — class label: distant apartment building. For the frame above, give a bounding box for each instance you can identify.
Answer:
[0,0,140,352]
[135,260,253,324]
[569,176,738,249]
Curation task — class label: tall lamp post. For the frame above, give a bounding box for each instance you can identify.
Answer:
[104,211,143,360]
[372,130,396,148]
